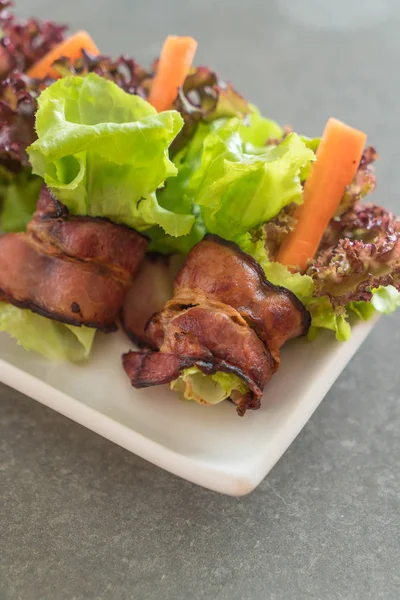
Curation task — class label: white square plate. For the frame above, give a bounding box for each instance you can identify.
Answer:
[0,317,377,495]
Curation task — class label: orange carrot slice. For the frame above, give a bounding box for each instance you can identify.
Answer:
[277,117,367,272]
[26,31,100,79]
[148,36,198,112]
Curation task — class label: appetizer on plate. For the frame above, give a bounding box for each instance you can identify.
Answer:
[0,1,399,413]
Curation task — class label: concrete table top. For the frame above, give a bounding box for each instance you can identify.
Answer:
[2,1,399,598]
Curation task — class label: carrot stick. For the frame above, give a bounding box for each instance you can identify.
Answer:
[26,31,100,79]
[148,36,198,112]
[277,117,367,272]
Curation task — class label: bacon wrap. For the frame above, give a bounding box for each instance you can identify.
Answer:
[0,188,148,330]
[123,235,310,415]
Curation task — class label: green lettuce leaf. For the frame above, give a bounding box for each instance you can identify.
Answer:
[0,302,95,362]
[170,366,248,405]
[307,297,352,342]
[347,300,376,321]
[189,119,315,241]
[371,285,400,314]
[0,167,42,232]
[27,73,192,236]
[159,122,211,212]
[148,121,214,253]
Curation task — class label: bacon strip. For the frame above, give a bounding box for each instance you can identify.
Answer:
[0,189,148,330]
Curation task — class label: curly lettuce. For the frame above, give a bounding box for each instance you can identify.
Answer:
[171,65,249,153]
[307,205,400,306]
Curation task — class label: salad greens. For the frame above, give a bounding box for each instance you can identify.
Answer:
[149,107,313,254]
[0,302,95,362]
[189,120,315,240]
[28,74,192,237]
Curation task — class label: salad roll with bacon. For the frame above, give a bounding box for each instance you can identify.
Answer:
[0,188,148,331]
[123,235,310,414]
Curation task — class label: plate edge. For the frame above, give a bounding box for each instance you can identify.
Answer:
[0,317,378,496]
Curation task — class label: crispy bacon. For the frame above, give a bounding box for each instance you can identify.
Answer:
[123,235,310,414]
[0,189,148,330]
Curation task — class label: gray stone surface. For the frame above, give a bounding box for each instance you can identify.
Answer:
[1,1,400,598]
